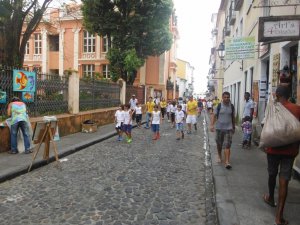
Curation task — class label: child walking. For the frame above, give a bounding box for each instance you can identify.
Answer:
[175,105,185,140]
[166,101,171,122]
[115,105,125,141]
[124,104,133,143]
[151,105,162,140]
[170,101,176,128]
[241,116,252,149]
[135,102,142,128]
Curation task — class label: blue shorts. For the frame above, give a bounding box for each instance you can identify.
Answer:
[136,114,142,123]
[176,123,184,131]
[152,124,160,132]
[123,124,132,133]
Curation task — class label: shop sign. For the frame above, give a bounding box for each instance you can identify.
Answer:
[225,37,255,60]
[258,16,300,42]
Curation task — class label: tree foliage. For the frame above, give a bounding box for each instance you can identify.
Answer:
[0,0,52,67]
[82,0,173,83]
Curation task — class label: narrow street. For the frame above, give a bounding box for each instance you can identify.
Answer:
[0,115,215,225]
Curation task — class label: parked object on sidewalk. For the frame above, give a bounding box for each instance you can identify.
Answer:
[82,120,97,133]
[259,95,300,148]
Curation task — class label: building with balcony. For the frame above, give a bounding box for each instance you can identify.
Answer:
[212,0,300,123]
[23,2,179,100]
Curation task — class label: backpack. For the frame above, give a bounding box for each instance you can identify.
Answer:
[216,103,235,120]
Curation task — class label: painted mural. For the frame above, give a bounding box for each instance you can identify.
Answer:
[13,70,36,92]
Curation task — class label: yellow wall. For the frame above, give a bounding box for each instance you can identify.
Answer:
[176,59,186,79]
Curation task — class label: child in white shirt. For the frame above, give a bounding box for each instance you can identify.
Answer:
[151,105,162,140]
[166,101,171,122]
[175,105,185,140]
[123,104,133,143]
[135,103,142,128]
[170,101,177,128]
[115,105,125,141]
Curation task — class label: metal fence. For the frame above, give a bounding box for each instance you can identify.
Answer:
[79,78,120,111]
[126,85,145,105]
[0,66,68,117]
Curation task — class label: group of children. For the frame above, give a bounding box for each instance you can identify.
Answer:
[114,103,142,143]
[115,100,188,143]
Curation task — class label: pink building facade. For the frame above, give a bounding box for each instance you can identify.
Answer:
[23,4,178,99]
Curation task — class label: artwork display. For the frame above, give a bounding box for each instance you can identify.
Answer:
[22,92,34,102]
[0,91,6,104]
[13,70,36,92]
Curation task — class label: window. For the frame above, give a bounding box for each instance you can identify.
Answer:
[102,64,110,79]
[34,33,42,54]
[25,41,30,55]
[49,35,59,51]
[83,64,95,77]
[83,30,95,53]
[102,36,109,53]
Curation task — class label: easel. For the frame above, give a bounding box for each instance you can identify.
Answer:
[28,121,60,172]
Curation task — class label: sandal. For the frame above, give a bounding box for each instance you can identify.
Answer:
[274,218,289,225]
[225,164,232,169]
[263,194,277,207]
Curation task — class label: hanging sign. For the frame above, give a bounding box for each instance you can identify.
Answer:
[258,16,300,42]
[13,70,36,92]
[225,37,255,60]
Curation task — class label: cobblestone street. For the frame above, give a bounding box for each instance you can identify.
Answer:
[0,116,212,225]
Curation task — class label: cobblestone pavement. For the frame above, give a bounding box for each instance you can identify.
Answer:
[0,116,216,225]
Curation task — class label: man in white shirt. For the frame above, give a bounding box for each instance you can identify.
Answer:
[242,92,254,122]
[242,92,254,146]
[129,94,138,120]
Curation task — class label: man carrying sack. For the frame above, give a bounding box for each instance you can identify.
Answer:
[262,86,300,225]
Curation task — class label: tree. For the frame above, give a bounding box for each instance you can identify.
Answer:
[82,0,173,84]
[0,0,52,67]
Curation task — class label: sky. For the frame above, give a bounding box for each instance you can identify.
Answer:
[173,0,221,94]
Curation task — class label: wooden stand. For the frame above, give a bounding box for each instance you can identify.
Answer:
[28,121,60,172]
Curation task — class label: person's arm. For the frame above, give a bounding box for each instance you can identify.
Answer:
[7,103,12,117]
[210,113,216,132]
[232,107,236,133]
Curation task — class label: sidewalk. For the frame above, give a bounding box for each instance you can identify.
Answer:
[0,123,118,182]
[205,112,300,225]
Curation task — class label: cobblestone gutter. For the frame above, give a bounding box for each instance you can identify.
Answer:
[203,113,219,225]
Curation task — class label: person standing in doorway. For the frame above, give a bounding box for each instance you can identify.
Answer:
[210,92,235,169]
[144,96,155,129]
[7,97,32,154]
[186,96,198,134]
[263,86,300,225]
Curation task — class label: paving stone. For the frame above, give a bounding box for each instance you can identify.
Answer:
[0,116,217,225]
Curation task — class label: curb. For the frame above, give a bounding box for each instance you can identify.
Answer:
[203,112,219,225]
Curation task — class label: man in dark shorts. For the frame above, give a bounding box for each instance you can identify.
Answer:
[263,86,300,225]
[210,92,235,169]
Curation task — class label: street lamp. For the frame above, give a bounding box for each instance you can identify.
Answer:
[216,42,225,60]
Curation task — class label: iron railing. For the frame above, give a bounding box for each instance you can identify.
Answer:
[79,78,120,111]
[0,66,69,117]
